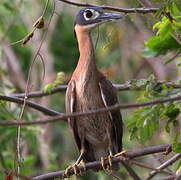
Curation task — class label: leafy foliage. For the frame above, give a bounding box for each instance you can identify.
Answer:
[142,2,181,58]
[42,72,65,93]
[127,75,181,147]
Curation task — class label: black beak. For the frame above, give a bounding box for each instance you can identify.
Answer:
[98,12,123,22]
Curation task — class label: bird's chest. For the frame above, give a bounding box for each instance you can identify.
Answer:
[75,75,111,145]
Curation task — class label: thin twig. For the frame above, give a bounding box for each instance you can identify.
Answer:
[128,160,173,175]
[145,153,181,180]
[11,85,67,98]
[32,144,171,180]
[57,0,159,14]
[15,0,52,177]
[161,174,181,180]
[0,95,181,127]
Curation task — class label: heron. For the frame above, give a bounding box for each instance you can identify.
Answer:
[65,6,123,176]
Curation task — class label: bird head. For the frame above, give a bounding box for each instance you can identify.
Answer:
[74,7,123,33]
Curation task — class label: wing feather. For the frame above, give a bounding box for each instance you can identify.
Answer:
[65,80,81,151]
[99,78,123,152]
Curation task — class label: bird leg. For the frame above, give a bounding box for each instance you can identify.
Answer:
[101,156,108,171]
[63,150,86,178]
[106,130,114,171]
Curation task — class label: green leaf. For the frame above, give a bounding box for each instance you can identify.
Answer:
[141,48,158,58]
[142,34,181,57]
[165,104,180,119]
[165,118,174,133]
[172,133,181,153]
[167,2,180,15]
[142,14,181,58]
[42,72,65,93]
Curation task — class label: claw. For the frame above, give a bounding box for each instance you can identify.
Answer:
[63,161,86,178]
[63,165,72,178]
[108,155,113,172]
[78,161,86,173]
[101,156,113,172]
[101,156,108,171]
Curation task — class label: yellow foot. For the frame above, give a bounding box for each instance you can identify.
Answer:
[101,156,113,172]
[108,155,113,172]
[63,161,86,178]
[63,165,72,178]
[76,161,86,176]
[101,156,107,171]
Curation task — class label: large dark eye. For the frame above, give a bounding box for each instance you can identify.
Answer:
[83,9,100,20]
[85,10,93,18]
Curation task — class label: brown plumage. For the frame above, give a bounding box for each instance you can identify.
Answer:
[65,7,123,166]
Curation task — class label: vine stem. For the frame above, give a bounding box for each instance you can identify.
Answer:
[15,0,51,178]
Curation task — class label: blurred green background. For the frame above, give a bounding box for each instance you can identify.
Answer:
[0,0,181,179]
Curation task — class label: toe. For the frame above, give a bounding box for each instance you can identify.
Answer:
[114,150,126,157]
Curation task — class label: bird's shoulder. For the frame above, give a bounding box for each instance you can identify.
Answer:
[98,72,118,105]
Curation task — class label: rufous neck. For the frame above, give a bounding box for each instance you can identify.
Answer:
[75,26,95,68]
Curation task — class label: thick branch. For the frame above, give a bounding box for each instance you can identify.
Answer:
[0,95,60,116]
[57,0,159,14]
[0,95,181,126]
[32,144,171,180]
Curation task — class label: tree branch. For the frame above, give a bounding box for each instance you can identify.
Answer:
[127,160,173,175]
[32,144,171,180]
[0,95,60,116]
[57,0,159,14]
[10,82,181,99]
[121,161,142,180]
[0,94,181,127]
[161,174,181,180]
[145,153,181,180]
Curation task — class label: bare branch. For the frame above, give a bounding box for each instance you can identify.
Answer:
[11,85,67,98]
[161,174,181,180]
[57,0,159,14]
[32,144,171,180]
[121,161,142,180]
[145,153,181,180]
[127,160,173,175]
[10,82,181,99]
[0,95,60,116]
[0,95,181,127]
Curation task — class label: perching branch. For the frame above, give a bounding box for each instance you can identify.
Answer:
[57,0,159,14]
[32,144,171,180]
[0,95,181,127]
